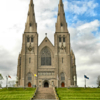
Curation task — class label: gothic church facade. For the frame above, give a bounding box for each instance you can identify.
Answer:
[17,0,77,87]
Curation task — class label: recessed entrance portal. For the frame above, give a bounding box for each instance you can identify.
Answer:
[61,82,65,87]
[28,82,31,87]
[44,81,49,87]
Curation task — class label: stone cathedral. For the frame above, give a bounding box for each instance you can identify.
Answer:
[17,0,77,88]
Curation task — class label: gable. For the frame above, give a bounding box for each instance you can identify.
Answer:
[38,37,54,55]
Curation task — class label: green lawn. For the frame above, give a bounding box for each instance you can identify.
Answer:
[56,88,100,100]
[0,88,36,100]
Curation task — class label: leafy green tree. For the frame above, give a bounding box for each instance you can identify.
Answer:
[0,74,4,88]
[97,75,100,88]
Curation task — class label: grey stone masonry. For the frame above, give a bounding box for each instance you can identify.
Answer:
[33,88,56,99]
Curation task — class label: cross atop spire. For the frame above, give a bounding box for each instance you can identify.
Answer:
[55,0,68,33]
[24,0,37,33]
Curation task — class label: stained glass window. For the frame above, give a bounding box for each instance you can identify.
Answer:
[41,47,51,65]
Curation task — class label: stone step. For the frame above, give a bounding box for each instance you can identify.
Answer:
[34,99,56,100]
[33,88,56,99]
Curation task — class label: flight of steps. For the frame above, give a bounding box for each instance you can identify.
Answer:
[33,87,56,100]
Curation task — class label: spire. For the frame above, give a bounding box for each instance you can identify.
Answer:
[24,0,37,33]
[59,0,63,5]
[56,0,68,32]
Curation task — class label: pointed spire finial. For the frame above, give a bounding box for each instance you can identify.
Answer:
[30,0,33,6]
[24,0,37,33]
[55,0,68,32]
[59,0,63,5]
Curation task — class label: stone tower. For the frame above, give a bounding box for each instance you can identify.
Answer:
[17,0,38,87]
[17,0,77,87]
[54,0,76,87]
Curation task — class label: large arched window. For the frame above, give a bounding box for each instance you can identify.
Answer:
[41,47,51,66]
[61,72,65,81]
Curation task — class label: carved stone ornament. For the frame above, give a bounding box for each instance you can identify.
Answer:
[28,43,33,51]
[60,44,66,50]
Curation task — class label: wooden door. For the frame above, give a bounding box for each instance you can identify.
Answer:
[61,82,65,87]
[28,82,31,87]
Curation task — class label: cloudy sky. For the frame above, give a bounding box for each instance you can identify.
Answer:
[0,0,100,87]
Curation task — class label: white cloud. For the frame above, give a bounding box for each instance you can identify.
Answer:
[64,0,98,16]
[69,19,100,87]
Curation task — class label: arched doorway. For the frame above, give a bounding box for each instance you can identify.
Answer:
[28,82,31,87]
[61,82,65,87]
[44,81,49,87]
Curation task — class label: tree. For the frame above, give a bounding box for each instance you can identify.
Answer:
[0,74,4,88]
[8,81,16,87]
[97,75,100,88]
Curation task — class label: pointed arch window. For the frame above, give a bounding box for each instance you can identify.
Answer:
[27,37,30,42]
[29,58,31,63]
[30,23,32,27]
[31,36,34,42]
[61,23,63,26]
[61,72,65,80]
[59,37,61,42]
[41,47,51,66]
[63,37,65,42]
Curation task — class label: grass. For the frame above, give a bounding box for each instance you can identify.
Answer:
[0,88,36,100]
[56,88,100,100]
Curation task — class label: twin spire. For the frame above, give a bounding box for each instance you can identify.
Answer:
[25,0,37,32]
[56,0,68,32]
[24,0,68,33]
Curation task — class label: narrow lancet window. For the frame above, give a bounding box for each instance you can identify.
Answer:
[59,37,61,42]
[61,23,63,26]
[30,23,32,27]
[31,37,33,42]
[62,57,63,63]
[29,58,31,63]
[63,37,65,42]
[27,37,30,42]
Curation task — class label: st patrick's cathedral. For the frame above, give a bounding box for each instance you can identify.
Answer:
[17,0,77,87]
